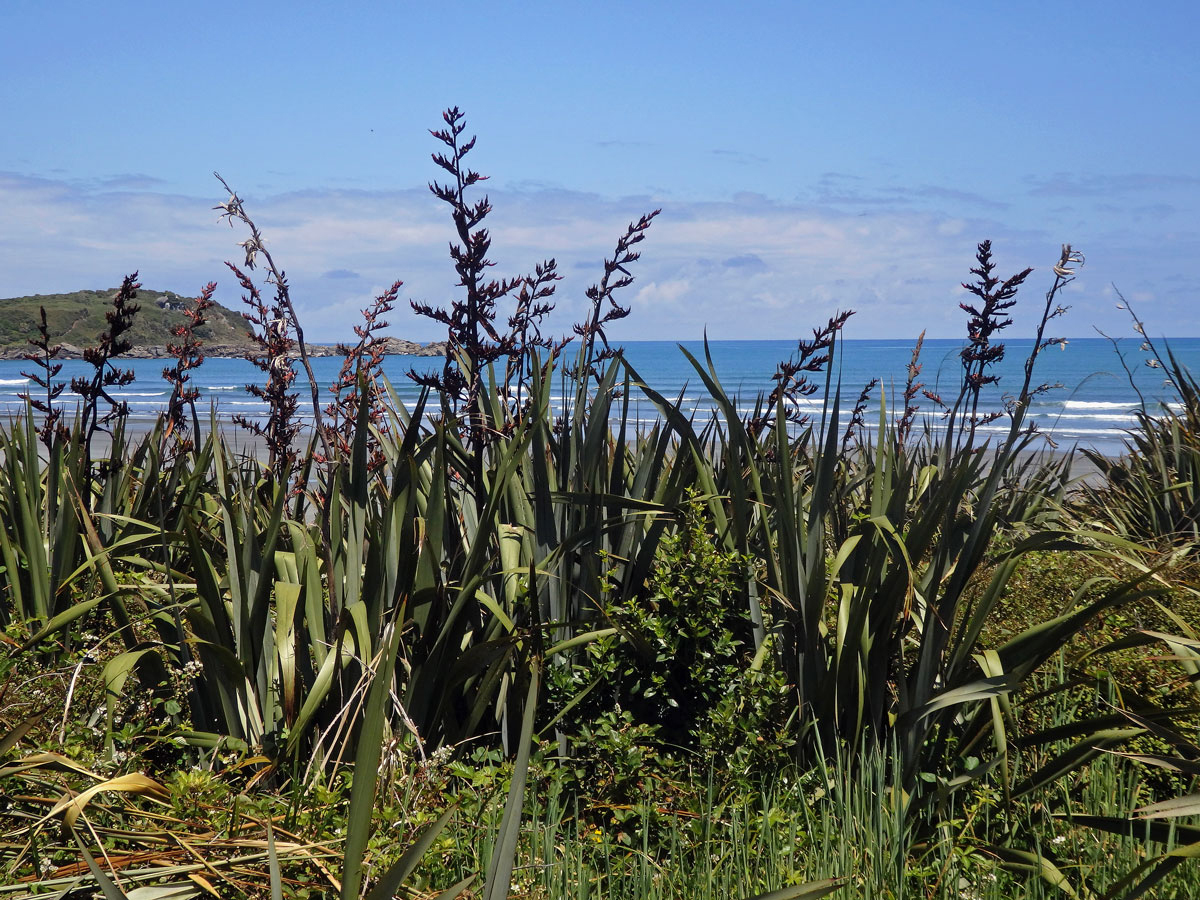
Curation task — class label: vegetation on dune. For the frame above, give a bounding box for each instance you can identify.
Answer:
[0,285,256,354]
[2,108,1200,899]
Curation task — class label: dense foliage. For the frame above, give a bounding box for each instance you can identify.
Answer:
[2,111,1199,899]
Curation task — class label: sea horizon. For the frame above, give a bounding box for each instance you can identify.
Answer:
[4,335,1196,459]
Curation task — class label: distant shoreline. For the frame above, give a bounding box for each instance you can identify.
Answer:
[88,416,1114,484]
[0,337,449,361]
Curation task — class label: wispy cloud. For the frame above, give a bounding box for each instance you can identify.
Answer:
[1026,172,1200,197]
[907,185,1009,209]
[0,172,1195,342]
[805,174,1007,211]
[711,148,769,166]
[720,253,768,272]
[91,173,169,190]
[595,139,652,149]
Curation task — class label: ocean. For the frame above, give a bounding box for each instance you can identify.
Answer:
[2,337,1196,458]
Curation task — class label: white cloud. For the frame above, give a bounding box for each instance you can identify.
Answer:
[1,172,1195,342]
[633,278,693,308]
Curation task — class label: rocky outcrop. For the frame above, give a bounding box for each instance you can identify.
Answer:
[378,337,448,357]
[301,338,448,358]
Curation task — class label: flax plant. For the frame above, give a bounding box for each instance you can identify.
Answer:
[0,414,82,630]
[625,243,1139,830]
[1079,296,1200,547]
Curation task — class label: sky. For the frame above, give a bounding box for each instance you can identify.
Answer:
[3,0,1198,343]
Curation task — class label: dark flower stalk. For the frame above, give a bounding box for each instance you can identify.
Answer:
[841,377,879,453]
[748,310,854,440]
[70,274,141,496]
[572,211,661,382]
[895,330,926,449]
[162,281,217,453]
[948,241,1031,447]
[19,307,69,448]
[553,211,659,437]
[214,173,332,465]
[506,260,568,427]
[407,109,659,457]
[1013,244,1081,415]
[228,262,301,482]
[410,107,526,454]
[323,281,403,475]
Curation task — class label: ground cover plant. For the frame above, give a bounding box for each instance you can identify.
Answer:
[2,109,1199,898]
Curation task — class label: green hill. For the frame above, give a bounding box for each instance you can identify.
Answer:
[0,287,255,358]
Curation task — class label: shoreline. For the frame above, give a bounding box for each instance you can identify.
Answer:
[0,337,448,362]
[69,413,1114,484]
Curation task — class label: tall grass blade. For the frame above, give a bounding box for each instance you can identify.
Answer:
[482,658,540,900]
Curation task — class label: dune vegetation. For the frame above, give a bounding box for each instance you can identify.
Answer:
[0,287,255,357]
[2,109,1198,899]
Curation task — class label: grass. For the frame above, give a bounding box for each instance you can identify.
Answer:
[8,720,1194,898]
[2,109,1200,899]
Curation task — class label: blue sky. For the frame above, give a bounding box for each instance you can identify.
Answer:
[3,0,1198,341]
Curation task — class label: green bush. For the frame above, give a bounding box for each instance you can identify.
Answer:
[547,490,793,802]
